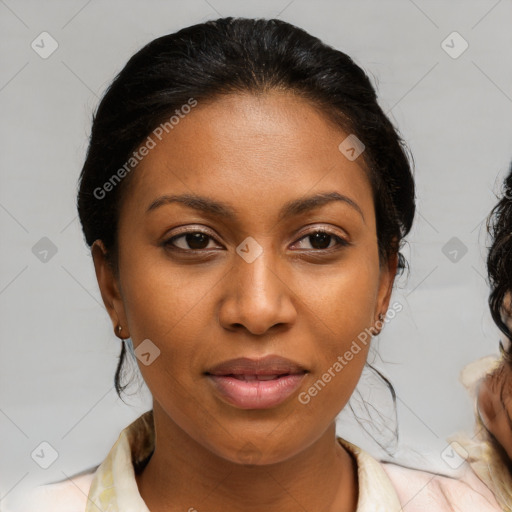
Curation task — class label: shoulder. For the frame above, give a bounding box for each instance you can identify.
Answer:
[380,460,502,511]
[338,436,500,511]
[4,470,96,512]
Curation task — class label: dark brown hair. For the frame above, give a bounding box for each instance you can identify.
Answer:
[487,161,512,365]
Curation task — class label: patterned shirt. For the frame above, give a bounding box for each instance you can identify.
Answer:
[8,408,502,511]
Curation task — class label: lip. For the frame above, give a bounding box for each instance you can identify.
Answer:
[205,355,308,409]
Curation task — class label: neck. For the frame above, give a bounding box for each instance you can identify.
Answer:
[135,403,359,512]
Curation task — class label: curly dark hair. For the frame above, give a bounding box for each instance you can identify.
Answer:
[487,161,512,365]
[76,17,416,405]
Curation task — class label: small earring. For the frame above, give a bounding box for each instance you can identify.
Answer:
[371,313,385,336]
[116,324,123,337]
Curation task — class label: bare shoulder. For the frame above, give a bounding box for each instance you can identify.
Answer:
[4,469,96,512]
[380,461,501,511]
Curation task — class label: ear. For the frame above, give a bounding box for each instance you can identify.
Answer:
[91,239,129,338]
[375,250,399,321]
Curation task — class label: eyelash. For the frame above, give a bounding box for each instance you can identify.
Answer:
[162,227,350,253]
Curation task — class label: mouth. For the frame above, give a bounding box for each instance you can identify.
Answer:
[204,356,308,410]
[224,373,294,381]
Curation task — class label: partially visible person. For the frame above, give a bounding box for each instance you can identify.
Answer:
[449,164,512,511]
[478,322,512,464]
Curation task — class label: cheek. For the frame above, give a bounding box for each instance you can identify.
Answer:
[297,251,381,336]
[119,246,221,341]
[294,261,379,415]
[297,337,369,431]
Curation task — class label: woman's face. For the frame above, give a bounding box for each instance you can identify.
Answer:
[93,91,396,464]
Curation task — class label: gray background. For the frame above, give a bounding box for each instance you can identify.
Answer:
[1,0,512,507]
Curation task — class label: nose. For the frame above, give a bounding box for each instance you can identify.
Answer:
[218,245,297,336]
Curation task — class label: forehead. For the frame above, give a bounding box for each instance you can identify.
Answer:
[121,91,374,222]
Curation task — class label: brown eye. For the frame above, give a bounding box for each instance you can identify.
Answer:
[293,230,349,251]
[164,231,219,251]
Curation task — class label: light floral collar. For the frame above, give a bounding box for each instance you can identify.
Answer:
[85,409,402,512]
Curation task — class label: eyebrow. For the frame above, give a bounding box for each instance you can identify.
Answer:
[146,191,364,222]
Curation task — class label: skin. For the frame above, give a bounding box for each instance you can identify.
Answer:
[92,90,397,512]
[477,356,512,461]
[477,297,512,462]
